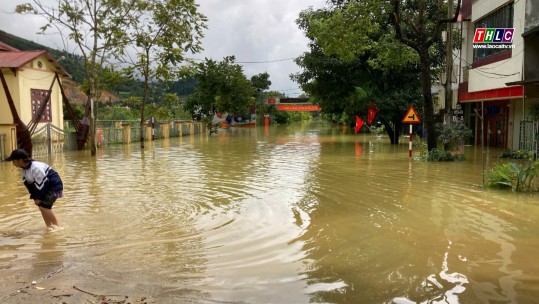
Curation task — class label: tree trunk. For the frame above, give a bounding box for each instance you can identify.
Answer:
[139,76,150,149]
[380,116,400,144]
[419,48,437,151]
[443,0,454,124]
[90,96,96,156]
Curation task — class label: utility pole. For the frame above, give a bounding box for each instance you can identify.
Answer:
[445,0,454,124]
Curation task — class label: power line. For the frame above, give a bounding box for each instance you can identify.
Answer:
[186,57,296,64]
[237,58,295,64]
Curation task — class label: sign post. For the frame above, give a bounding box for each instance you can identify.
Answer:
[151,116,155,141]
[402,106,422,158]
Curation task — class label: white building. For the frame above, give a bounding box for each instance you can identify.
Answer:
[456,0,538,153]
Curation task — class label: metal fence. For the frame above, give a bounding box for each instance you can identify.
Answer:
[32,120,205,157]
[519,120,539,157]
[32,123,71,157]
[95,120,203,145]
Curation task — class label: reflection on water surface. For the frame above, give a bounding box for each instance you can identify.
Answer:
[1,123,538,303]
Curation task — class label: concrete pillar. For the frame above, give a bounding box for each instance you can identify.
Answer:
[159,121,170,139]
[144,121,152,141]
[122,123,131,144]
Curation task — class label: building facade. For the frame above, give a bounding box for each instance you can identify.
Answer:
[456,0,539,153]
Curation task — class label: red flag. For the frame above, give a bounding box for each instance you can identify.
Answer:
[367,101,379,125]
[355,115,364,134]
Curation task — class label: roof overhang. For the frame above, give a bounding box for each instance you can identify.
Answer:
[0,50,71,78]
[523,25,539,38]
[459,86,523,103]
[505,78,539,86]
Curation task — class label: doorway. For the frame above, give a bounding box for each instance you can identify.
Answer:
[476,100,509,148]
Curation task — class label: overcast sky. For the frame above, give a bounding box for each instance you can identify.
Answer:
[0,0,326,97]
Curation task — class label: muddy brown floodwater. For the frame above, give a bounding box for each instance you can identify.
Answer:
[1,122,538,304]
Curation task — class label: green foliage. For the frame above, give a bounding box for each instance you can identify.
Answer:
[486,162,513,189]
[80,66,126,96]
[486,159,539,192]
[184,56,256,116]
[418,139,429,159]
[426,148,460,161]
[372,124,385,135]
[294,7,422,142]
[435,120,473,152]
[339,112,350,125]
[119,0,207,88]
[161,93,184,119]
[300,0,452,151]
[201,115,219,134]
[114,0,207,139]
[166,78,197,96]
[97,106,137,121]
[419,121,472,161]
[288,111,313,123]
[63,103,84,121]
[274,111,290,124]
[123,96,142,112]
[500,150,536,160]
[273,111,314,125]
[251,73,272,94]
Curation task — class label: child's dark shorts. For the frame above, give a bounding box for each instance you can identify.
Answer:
[39,191,62,209]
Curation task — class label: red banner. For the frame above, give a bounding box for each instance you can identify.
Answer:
[367,101,378,124]
[277,104,321,112]
[355,116,364,133]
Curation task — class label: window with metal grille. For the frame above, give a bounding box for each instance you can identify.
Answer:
[31,89,52,122]
[473,2,514,61]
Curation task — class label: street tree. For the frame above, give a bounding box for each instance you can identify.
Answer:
[251,72,272,97]
[16,0,138,156]
[251,72,272,121]
[184,56,255,117]
[297,0,460,151]
[119,0,207,148]
[294,7,422,143]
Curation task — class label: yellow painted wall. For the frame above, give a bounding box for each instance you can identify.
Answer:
[0,124,17,158]
[0,55,65,145]
[0,69,20,124]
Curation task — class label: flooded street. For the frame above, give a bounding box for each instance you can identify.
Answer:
[1,123,538,303]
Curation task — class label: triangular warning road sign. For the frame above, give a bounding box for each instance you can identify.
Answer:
[402,106,422,124]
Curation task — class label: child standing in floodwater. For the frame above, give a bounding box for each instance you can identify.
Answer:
[5,149,63,231]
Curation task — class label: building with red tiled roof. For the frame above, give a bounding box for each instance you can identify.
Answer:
[0,41,69,158]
